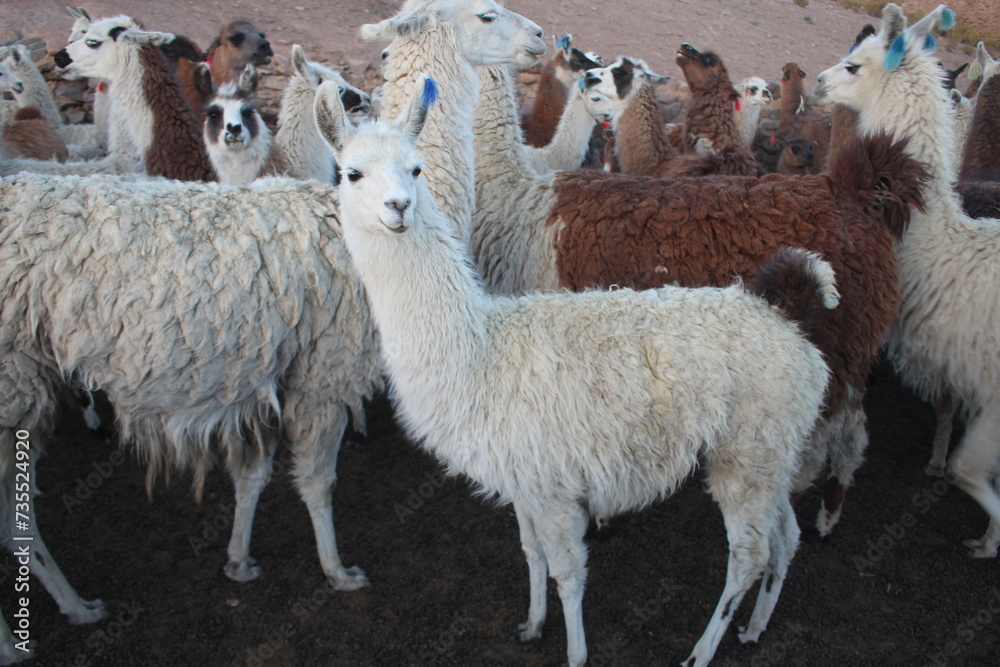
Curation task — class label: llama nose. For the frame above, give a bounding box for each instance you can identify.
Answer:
[386,198,411,213]
[226,123,242,136]
[54,49,72,68]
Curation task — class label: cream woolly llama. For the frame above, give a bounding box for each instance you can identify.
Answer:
[317,77,833,667]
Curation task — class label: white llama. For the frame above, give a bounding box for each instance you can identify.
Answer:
[316,77,833,667]
[817,4,1000,557]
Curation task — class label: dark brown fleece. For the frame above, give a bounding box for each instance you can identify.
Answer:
[750,247,834,350]
[960,74,1000,182]
[139,44,215,182]
[1,107,69,162]
[615,82,679,176]
[158,34,208,125]
[550,131,929,416]
[522,51,567,147]
[958,180,1000,218]
[779,63,831,173]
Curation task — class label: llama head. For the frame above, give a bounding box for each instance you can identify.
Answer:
[815,4,955,113]
[582,57,669,123]
[208,19,274,72]
[967,42,999,84]
[199,63,265,152]
[0,58,25,96]
[290,44,372,121]
[552,33,604,89]
[781,63,807,84]
[774,135,816,169]
[65,6,94,43]
[360,0,546,70]
[737,76,773,106]
[55,15,173,81]
[316,76,436,235]
[675,43,734,95]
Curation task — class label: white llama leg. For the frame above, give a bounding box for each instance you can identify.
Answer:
[5,456,107,625]
[816,395,868,536]
[738,496,800,643]
[292,405,368,589]
[224,431,277,582]
[926,392,957,477]
[512,501,548,642]
[532,506,589,667]
[948,407,1000,558]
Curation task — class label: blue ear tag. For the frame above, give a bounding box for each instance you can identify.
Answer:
[924,33,937,52]
[556,35,570,51]
[577,76,587,92]
[422,77,439,108]
[884,35,906,70]
[939,8,956,31]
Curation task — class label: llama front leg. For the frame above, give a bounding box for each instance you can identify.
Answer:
[926,391,957,477]
[738,496,800,644]
[948,408,1000,558]
[224,430,277,582]
[532,505,589,667]
[511,501,548,642]
[291,406,369,589]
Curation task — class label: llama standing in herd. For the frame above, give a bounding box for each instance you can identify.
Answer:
[733,75,773,147]
[817,3,1000,557]
[0,61,69,162]
[195,63,287,185]
[779,62,832,173]
[274,44,372,184]
[318,74,833,667]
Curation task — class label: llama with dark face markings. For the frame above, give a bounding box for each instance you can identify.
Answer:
[196,63,286,185]
[206,19,273,86]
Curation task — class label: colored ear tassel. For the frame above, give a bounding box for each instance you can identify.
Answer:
[885,35,906,70]
[924,33,937,52]
[422,77,439,107]
[556,34,570,51]
[940,8,956,31]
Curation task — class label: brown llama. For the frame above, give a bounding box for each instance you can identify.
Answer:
[773,135,815,175]
[0,107,69,162]
[779,63,831,173]
[960,72,1000,182]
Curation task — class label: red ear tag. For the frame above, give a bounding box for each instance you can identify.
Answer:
[601,120,611,128]
[769,135,777,144]
[97,81,106,93]
[734,98,742,112]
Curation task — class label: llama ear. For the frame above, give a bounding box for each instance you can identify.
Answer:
[238,64,259,95]
[193,62,215,102]
[360,5,435,43]
[879,4,907,47]
[314,80,353,156]
[122,29,174,47]
[66,6,91,21]
[904,5,953,53]
[291,45,316,84]
[397,76,437,144]
[556,34,572,54]
[968,42,990,80]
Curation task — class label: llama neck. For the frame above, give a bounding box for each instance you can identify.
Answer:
[381,22,478,240]
[616,82,676,176]
[343,186,488,419]
[859,59,958,208]
[735,101,761,146]
[779,75,804,125]
[522,57,566,146]
[276,78,334,183]
[473,65,530,177]
[110,46,156,160]
[684,81,744,154]
[11,62,63,127]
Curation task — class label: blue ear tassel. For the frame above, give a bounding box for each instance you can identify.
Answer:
[577,76,587,92]
[884,34,906,70]
[939,8,956,31]
[924,33,937,52]
[422,77,439,108]
[556,34,570,51]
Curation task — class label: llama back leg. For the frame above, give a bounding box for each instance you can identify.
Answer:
[816,395,868,536]
[290,404,369,589]
[926,391,957,477]
[737,495,800,644]
[4,453,106,625]
[947,407,1000,558]
[511,501,549,642]
[223,427,278,582]
[530,505,589,667]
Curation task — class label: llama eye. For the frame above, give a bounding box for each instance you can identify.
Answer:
[479,12,498,22]
[346,169,363,182]
[85,39,100,49]
[411,166,422,177]
[845,63,860,75]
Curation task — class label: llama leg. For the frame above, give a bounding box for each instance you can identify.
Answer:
[511,501,548,642]
[817,396,868,536]
[532,505,589,667]
[926,391,957,477]
[947,408,1000,558]
[738,496,800,644]
[6,455,106,625]
[223,429,277,582]
[292,405,369,589]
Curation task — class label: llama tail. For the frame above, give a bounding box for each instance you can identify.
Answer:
[750,247,838,348]
[827,130,931,239]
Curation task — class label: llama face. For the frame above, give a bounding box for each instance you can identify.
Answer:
[553,42,604,90]
[582,57,659,124]
[220,20,274,68]
[739,76,773,105]
[675,43,730,92]
[55,16,166,82]
[0,59,24,96]
[204,83,262,150]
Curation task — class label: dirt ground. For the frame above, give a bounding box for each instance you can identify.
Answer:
[1,1,999,666]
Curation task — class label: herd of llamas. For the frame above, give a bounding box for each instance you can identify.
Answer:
[0,1,997,665]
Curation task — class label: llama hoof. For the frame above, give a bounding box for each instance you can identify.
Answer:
[964,538,999,559]
[815,507,841,537]
[67,598,107,625]
[737,624,762,644]
[328,566,370,591]
[508,622,542,643]
[225,558,263,582]
[924,461,947,477]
